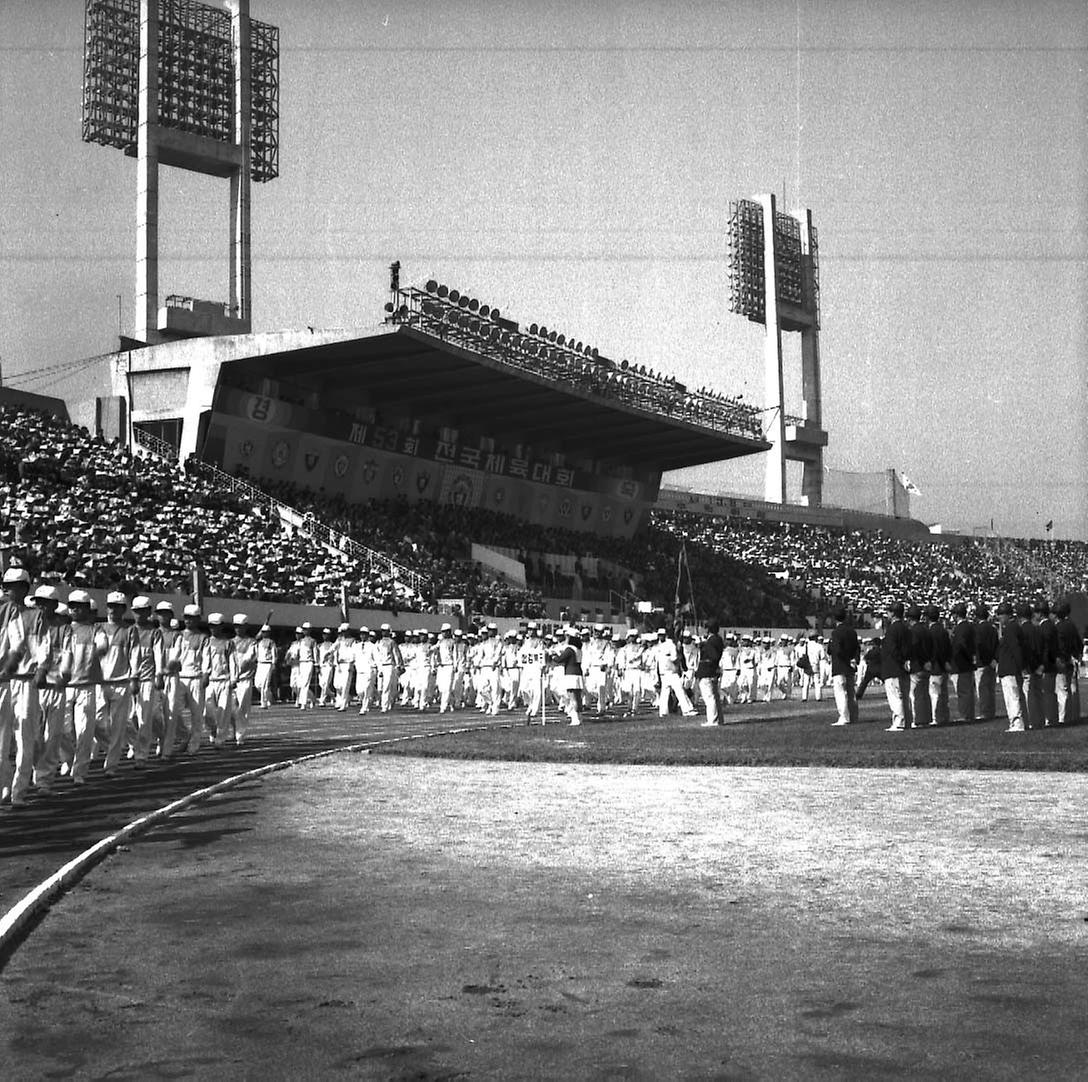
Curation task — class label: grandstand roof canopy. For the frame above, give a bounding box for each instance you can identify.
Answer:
[226,325,769,472]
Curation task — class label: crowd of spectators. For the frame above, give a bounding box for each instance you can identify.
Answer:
[4,402,1086,628]
[650,510,1088,626]
[397,292,764,440]
[0,405,412,611]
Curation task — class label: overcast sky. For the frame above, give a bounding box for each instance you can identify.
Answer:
[1,0,1085,539]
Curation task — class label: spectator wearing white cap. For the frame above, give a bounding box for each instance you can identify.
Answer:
[204,614,237,746]
[0,568,42,806]
[97,591,140,777]
[255,624,277,709]
[130,597,165,763]
[230,615,257,744]
[64,589,108,784]
[332,623,356,711]
[371,624,403,713]
[651,628,697,719]
[296,623,318,709]
[172,604,211,753]
[435,624,457,714]
[353,627,378,714]
[317,628,337,707]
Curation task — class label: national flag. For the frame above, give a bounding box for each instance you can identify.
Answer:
[900,473,921,496]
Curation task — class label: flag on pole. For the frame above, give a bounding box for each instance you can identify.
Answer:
[1045,520,1053,535]
[900,473,922,496]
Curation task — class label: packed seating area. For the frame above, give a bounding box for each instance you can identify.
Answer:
[3,403,1086,627]
[0,405,411,611]
[650,510,1088,625]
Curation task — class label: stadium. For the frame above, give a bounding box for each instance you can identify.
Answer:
[1,1,1087,1078]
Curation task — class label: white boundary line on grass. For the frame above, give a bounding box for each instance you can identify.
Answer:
[0,725,505,966]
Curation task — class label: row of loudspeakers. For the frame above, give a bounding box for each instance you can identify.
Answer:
[422,280,598,360]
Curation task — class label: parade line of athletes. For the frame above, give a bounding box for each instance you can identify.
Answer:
[3,565,1085,807]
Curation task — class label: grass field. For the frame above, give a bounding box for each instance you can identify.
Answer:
[377,700,1088,771]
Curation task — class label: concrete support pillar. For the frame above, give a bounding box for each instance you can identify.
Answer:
[135,0,159,344]
[230,0,252,331]
[760,193,786,505]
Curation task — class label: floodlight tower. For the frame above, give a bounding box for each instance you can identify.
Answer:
[727,195,828,506]
[81,0,279,345]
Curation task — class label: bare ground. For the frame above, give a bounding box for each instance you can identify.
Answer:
[2,754,1087,1080]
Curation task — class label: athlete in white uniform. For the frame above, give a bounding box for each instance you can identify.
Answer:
[231,614,257,744]
[205,613,238,745]
[295,624,318,709]
[173,604,211,753]
[255,625,276,709]
[130,596,165,765]
[317,629,337,706]
[333,623,355,711]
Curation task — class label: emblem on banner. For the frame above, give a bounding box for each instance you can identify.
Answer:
[361,459,378,484]
[271,440,290,469]
[602,506,613,523]
[239,439,254,459]
[559,497,573,518]
[304,451,321,472]
[450,474,473,507]
[246,395,274,423]
[416,470,431,494]
[618,479,638,500]
[392,466,404,487]
[493,487,505,506]
[333,454,350,478]
[580,504,592,521]
[623,508,634,524]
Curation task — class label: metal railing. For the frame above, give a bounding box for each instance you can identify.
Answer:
[132,427,429,597]
[384,286,765,442]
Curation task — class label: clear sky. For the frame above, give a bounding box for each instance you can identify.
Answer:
[1,0,1085,539]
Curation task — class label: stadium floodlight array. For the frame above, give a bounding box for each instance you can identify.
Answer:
[81,0,280,182]
[383,280,764,442]
[728,199,821,329]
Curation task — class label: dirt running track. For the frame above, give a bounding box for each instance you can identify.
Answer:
[3,749,1087,1080]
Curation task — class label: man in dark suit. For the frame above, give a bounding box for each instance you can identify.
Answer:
[1034,600,1060,727]
[927,605,953,726]
[949,602,976,723]
[880,602,912,732]
[828,607,860,727]
[1018,602,1043,729]
[996,601,1025,733]
[973,603,999,720]
[906,603,933,728]
[1054,600,1083,725]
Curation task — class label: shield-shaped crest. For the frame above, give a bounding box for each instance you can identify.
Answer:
[304,452,320,472]
[416,470,431,494]
[623,508,634,524]
[580,504,592,521]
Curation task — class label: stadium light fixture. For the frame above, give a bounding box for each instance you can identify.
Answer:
[468,298,479,312]
[480,305,491,318]
[437,284,448,298]
[425,279,438,293]
[529,322,539,336]
[449,289,461,303]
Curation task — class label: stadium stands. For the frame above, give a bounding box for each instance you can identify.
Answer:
[2,402,1086,627]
